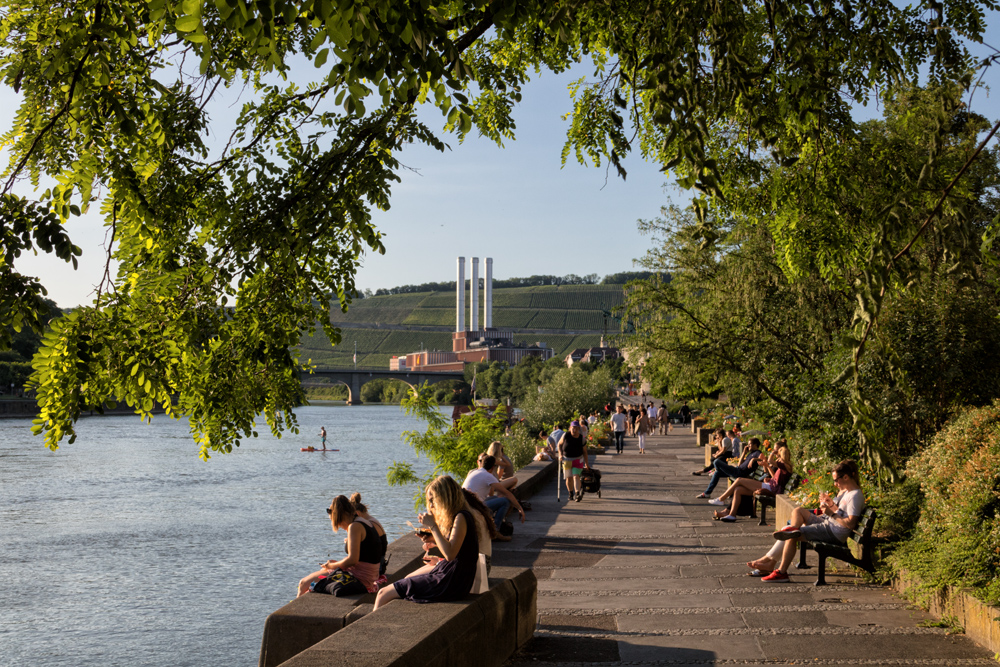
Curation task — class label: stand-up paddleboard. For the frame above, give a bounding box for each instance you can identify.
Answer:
[300,447,340,452]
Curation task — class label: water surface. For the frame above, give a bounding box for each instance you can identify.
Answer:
[0,404,434,667]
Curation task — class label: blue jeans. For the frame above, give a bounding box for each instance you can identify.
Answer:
[614,431,625,452]
[704,459,747,495]
[484,496,510,529]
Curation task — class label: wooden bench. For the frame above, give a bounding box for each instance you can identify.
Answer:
[795,507,878,585]
[754,473,801,526]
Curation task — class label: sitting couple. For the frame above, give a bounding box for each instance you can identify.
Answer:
[461,450,526,541]
[710,440,793,521]
[747,460,865,582]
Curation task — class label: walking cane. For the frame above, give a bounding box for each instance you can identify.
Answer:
[556,455,563,502]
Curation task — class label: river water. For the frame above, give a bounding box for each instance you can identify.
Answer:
[0,404,435,667]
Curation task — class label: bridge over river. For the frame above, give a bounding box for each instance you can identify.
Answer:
[301,367,465,405]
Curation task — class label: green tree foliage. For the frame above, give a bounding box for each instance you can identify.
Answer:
[520,365,615,432]
[2,0,995,456]
[359,378,410,403]
[622,88,1000,478]
[2,298,61,362]
[388,383,509,508]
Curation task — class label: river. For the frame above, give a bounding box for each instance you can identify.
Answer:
[0,404,436,667]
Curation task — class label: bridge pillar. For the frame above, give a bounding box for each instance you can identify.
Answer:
[349,373,362,405]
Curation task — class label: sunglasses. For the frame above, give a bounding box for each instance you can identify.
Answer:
[325,507,334,515]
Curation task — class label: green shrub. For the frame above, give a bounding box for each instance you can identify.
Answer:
[504,421,538,472]
[892,401,1000,606]
[874,478,924,542]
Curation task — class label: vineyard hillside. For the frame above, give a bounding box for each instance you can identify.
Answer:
[300,284,626,368]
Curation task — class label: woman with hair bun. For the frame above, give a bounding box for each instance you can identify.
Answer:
[297,492,387,597]
[373,475,480,609]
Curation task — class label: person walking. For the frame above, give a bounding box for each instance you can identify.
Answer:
[679,403,691,424]
[657,407,670,435]
[608,405,628,454]
[635,410,652,454]
[557,421,590,501]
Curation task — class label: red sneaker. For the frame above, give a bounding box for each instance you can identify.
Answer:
[761,570,790,583]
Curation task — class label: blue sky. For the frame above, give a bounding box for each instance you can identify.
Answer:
[3,14,1000,308]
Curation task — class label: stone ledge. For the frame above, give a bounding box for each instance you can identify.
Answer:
[894,572,1000,654]
[511,459,557,502]
[277,567,537,667]
[258,533,428,667]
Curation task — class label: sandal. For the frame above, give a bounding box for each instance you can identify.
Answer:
[747,569,772,577]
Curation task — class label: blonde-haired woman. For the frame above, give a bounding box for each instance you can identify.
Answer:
[297,492,387,597]
[373,476,480,609]
[711,439,793,522]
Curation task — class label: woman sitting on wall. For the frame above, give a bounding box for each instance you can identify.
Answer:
[534,431,555,461]
[711,440,793,521]
[746,460,865,582]
[487,441,517,491]
[297,493,387,597]
[374,476,480,608]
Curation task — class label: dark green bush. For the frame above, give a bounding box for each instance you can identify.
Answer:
[0,361,33,390]
[892,401,1000,605]
[874,478,923,542]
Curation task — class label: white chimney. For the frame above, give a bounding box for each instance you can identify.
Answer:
[471,257,479,331]
[456,257,465,332]
[485,257,493,328]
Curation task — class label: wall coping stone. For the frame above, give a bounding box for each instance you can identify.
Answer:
[276,567,536,667]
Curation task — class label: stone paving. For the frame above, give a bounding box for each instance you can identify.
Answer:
[496,427,996,667]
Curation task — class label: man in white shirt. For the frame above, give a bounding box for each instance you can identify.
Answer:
[462,455,525,533]
[647,404,658,422]
[608,405,628,453]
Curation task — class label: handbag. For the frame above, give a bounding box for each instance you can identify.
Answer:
[470,553,489,594]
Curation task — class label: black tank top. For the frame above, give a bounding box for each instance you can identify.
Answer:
[562,432,584,458]
[353,519,384,564]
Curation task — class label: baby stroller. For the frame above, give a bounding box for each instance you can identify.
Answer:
[581,468,602,498]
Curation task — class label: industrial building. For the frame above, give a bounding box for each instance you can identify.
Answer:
[398,257,555,372]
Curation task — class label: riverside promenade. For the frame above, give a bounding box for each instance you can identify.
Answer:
[494,428,995,666]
